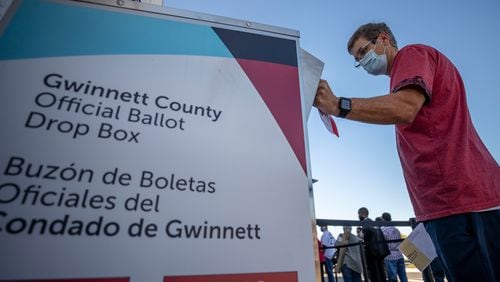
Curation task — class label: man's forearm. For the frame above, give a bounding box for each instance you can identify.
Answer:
[344,89,425,125]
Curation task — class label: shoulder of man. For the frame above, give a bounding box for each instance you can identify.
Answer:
[395,44,443,65]
[400,43,437,53]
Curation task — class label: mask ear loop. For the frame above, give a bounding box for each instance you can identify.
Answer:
[376,37,387,56]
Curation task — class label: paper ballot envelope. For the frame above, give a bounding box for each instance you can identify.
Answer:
[299,49,339,137]
[398,223,438,272]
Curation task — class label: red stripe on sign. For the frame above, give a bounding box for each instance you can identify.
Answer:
[164,271,297,282]
[236,58,306,174]
[0,278,129,282]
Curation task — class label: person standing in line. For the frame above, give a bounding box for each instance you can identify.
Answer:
[335,226,363,282]
[318,238,327,282]
[381,212,408,282]
[356,227,363,239]
[320,225,336,282]
[358,207,388,282]
[313,22,500,282]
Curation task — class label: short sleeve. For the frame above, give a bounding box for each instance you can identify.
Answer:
[390,45,437,103]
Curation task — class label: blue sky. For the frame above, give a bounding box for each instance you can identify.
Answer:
[166,0,500,235]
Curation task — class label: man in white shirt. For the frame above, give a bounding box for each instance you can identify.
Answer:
[320,225,337,282]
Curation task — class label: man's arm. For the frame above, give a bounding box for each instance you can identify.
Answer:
[314,79,426,124]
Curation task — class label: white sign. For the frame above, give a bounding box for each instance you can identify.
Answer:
[0,1,316,281]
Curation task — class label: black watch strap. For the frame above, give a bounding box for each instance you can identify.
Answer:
[338,97,352,118]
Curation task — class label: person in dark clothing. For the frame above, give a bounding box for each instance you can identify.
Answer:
[430,257,446,282]
[358,207,389,282]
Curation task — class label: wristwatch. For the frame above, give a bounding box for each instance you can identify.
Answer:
[338,97,352,118]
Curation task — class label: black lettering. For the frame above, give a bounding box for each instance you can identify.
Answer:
[43,73,63,88]
[0,183,19,204]
[165,219,182,238]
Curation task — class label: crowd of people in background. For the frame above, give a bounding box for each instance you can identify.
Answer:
[318,207,448,282]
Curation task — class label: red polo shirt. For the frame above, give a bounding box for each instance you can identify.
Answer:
[390,44,500,221]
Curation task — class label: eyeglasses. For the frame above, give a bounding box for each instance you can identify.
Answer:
[354,39,376,68]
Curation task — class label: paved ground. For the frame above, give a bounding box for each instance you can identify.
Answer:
[329,267,446,282]
[406,267,426,282]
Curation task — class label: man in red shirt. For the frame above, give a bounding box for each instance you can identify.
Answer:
[313,22,499,282]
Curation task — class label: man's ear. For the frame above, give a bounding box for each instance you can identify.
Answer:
[378,32,390,46]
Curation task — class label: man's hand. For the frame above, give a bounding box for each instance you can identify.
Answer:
[314,79,339,116]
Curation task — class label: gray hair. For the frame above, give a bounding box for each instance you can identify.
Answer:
[347,22,398,53]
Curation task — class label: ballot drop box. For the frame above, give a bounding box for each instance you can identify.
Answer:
[0,1,319,281]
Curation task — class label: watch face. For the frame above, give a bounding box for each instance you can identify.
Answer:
[340,98,351,110]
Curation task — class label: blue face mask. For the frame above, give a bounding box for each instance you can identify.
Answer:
[359,43,387,76]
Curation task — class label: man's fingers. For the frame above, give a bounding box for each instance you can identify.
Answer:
[314,79,338,115]
[320,79,332,92]
[314,80,328,108]
[317,79,332,93]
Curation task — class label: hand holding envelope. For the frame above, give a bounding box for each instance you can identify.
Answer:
[315,79,340,137]
[314,79,340,117]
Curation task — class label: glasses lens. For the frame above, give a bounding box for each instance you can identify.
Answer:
[354,40,374,68]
